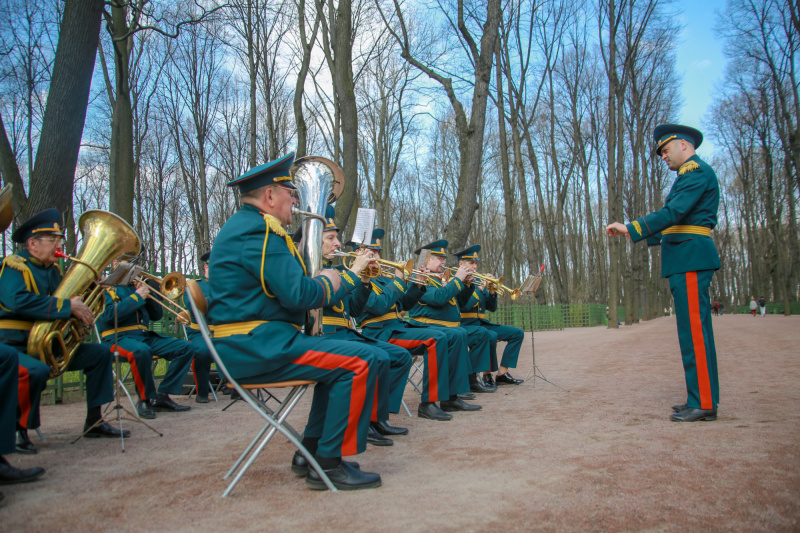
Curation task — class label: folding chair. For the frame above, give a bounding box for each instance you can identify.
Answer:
[186,294,337,495]
[95,324,138,416]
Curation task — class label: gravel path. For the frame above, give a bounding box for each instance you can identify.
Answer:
[1,314,798,532]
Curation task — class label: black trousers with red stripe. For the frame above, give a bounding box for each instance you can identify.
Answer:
[0,344,19,455]
[669,269,719,410]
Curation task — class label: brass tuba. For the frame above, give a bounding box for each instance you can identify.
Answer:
[27,210,141,378]
[0,183,15,233]
[291,156,345,336]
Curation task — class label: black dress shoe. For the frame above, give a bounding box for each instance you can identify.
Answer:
[483,374,498,390]
[371,421,408,436]
[495,372,524,385]
[469,373,494,393]
[136,400,156,419]
[195,394,209,404]
[152,393,191,412]
[417,402,453,421]
[670,408,717,422]
[672,403,687,413]
[440,397,482,412]
[84,421,131,438]
[367,425,394,446]
[305,460,381,491]
[457,392,476,400]
[15,430,37,454]
[0,456,45,485]
[291,451,359,476]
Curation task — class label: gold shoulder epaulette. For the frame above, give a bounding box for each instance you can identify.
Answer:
[679,160,700,175]
[3,254,38,293]
[3,254,28,272]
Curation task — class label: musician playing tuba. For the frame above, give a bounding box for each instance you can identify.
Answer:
[0,209,129,454]
[95,261,197,420]
[208,152,383,491]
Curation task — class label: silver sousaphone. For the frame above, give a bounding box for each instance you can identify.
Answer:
[291,156,346,336]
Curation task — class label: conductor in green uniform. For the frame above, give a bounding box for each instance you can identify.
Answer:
[607,124,720,422]
[208,152,383,491]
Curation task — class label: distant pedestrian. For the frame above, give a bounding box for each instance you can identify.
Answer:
[759,296,766,317]
[749,297,757,317]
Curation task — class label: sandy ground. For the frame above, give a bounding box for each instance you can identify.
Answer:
[1,314,798,532]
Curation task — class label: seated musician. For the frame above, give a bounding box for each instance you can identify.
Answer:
[96,262,196,419]
[358,235,463,421]
[181,251,215,403]
[455,246,524,387]
[208,152,383,491]
[319,220,412,444]
[0,209,128,454]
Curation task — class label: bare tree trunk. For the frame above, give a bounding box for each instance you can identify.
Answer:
[23,0,104,218]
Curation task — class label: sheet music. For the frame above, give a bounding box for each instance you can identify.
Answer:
[351,208,376,244]
[520,274,543,294]
[417,249,430,271]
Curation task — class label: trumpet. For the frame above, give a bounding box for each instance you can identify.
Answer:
[408,268,450,286]
[329,250,414,281]
[133,271,191,324]
[446,267,521,300]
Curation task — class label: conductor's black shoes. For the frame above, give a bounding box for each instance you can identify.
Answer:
[670,408,717,422]
[305,461,381,491]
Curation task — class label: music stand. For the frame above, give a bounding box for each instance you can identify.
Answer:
[73,261,162,451]
[518,273,569,392]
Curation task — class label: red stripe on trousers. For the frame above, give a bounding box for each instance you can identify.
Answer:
[387,338,439,402]
[112,345,148,400]
[17,365,31,429]
[686,272,713,409]
[291,351,370,457]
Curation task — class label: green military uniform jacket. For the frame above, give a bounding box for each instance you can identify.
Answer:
[96,283,164,340]
[626,155,720,278]
[407,275,466,327]
[359,275,424,331]
[322,263,369,334]
[457,284,497,326]
[0,250,72,346]
[207,205,335,378]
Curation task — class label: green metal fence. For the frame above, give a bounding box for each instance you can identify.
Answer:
[486,302,617,331]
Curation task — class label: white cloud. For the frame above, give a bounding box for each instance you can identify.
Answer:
[691,59,713,70]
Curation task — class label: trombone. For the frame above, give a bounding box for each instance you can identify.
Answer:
[329,250,414,281]
[133,271,192,324]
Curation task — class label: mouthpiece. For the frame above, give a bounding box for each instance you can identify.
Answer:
[54,249,68,259]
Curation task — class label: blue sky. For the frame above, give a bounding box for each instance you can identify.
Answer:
[674,0,728,156]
